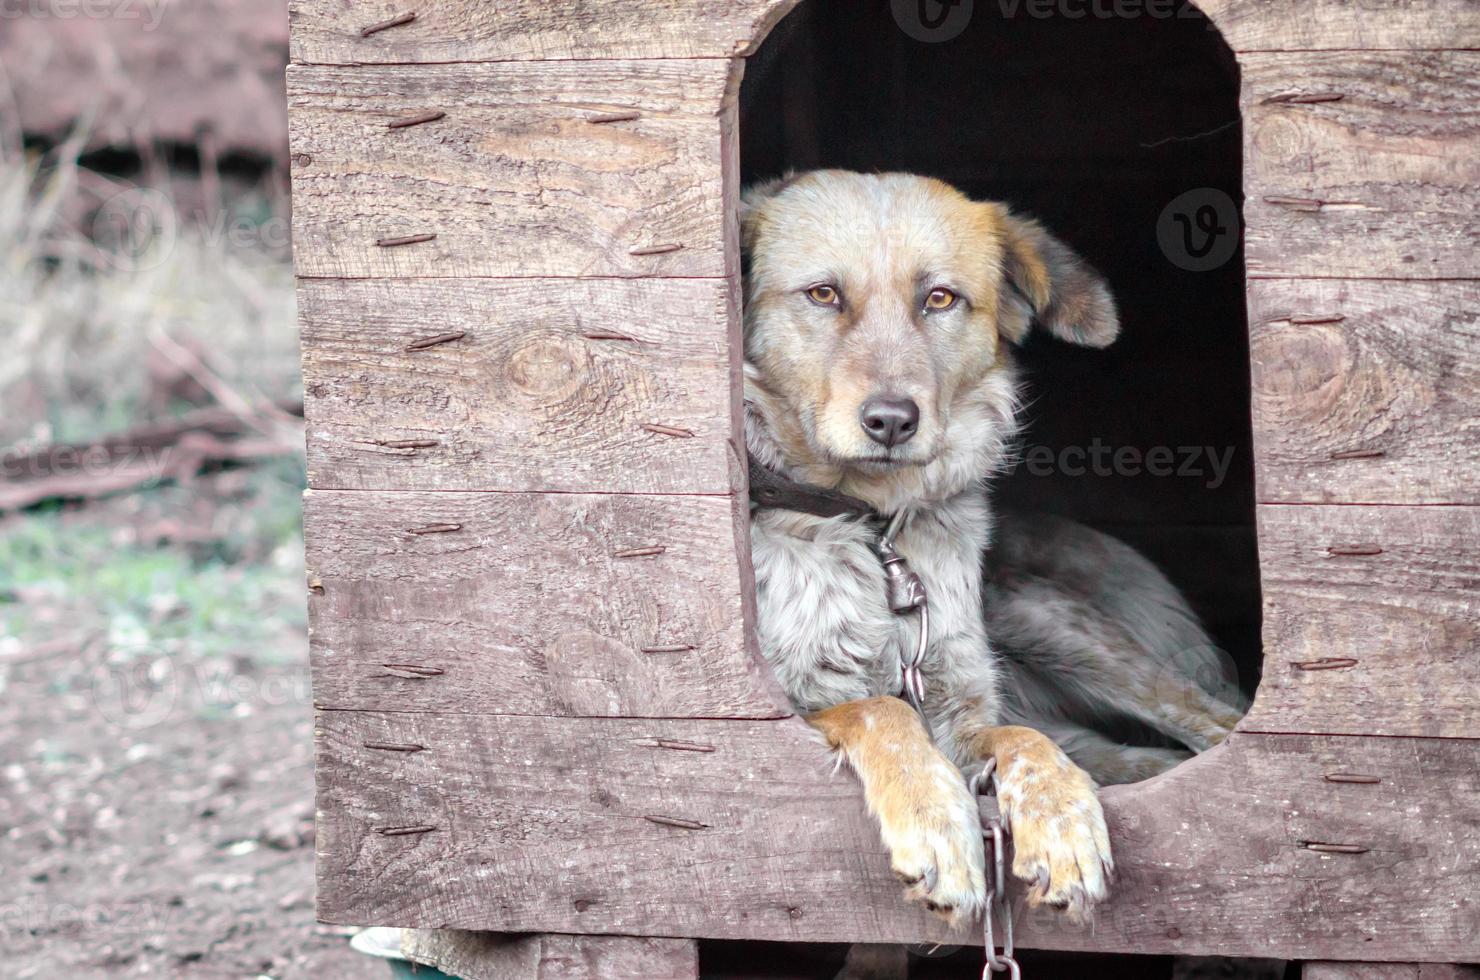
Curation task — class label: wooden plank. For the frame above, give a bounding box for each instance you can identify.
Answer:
[1245,504,1479,739]
[400,931,699,980]
[315,718,1480,961]
[288,0,795,64]
[304,489,785,719]
[1201,0,1480,51]
[299,278,736,495]
[1249,280,1480,505]
[1305,966,1480,980]
[286,0,1480,65]
[1243,52,1480,280]
[287,62,735,279]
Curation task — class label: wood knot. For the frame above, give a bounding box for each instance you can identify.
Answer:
[506,336,585,400]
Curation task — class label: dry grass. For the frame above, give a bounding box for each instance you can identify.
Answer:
[0,132,300,448]
[0,129,308,664]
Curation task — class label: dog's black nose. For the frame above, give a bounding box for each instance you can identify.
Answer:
[860,396,920,448]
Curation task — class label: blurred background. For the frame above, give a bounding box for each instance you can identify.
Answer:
[0,3,370,974]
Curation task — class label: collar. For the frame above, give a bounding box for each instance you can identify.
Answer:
[747,454,880,523]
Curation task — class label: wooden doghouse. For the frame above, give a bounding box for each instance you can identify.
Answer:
[287,1,1479,975]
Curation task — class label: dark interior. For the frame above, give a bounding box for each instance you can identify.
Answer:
[726,4,1261,975]
[739,0,1261,698]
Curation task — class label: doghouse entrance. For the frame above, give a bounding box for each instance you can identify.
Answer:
[740,0,1260,703]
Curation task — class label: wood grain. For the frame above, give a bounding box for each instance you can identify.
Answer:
[287,62,735,279]
[288,0,795,64]
[1249,280,1480,506]
[315,717,1480,961]
[1243,51,1480,280]
[1201,0,1480,51]
[299,278,737,494]
[304,489,786,719]
[1305,966,1480,980]
[400,931,699,980]
[286,0,1480,65]
[1245,504,1479,739]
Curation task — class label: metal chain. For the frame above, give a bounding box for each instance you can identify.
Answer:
[972,759,1020,979]
[874,512,1021,979]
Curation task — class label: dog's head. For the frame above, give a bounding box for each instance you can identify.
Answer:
[742,170,1119,507]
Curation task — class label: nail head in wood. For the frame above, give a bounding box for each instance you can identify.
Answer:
[1266,92,1346,105]
[407,523,462,536]
[1293,658,1359,672]
[363,742,427,753]
[629,243,683,256]
[405,331,465,352]
[376,233,437,248]
[361,11,416,36]
[643,814,708,831]
[1328,544,1383,557]
[381,664,445,679]
[641,423,695,439]
[1301,841,1369,855]
[1264,196,1325,212]
[609,544,663,559]
[612,546,666,560]
[589,111,642,125]
[652,739,716,753]
[388,110,446,130]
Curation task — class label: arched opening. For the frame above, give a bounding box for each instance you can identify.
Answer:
[728,4,1258,971]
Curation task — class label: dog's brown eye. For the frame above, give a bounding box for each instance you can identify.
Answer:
[925,288,958,311]
[806,285,840,307]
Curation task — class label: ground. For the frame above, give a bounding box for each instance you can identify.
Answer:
[0,145,368,978]
[0,472,370,978]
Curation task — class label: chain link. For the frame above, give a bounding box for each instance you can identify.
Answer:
[878,512,1021,979]
[975,761,1020,979]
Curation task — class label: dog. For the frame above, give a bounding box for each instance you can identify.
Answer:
[741,170,1248,938]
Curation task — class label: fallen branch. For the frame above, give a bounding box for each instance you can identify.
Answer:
[0,407,301,512]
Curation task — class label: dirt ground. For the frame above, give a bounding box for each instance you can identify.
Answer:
[1,490,368,978]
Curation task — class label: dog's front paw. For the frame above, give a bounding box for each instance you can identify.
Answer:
[992,729,1113,919]
[873,750,987,925]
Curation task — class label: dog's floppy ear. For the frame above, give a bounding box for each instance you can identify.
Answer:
[994,209,1119,349]
[739,172,800,259]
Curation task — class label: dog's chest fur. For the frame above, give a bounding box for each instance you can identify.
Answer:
[750,489,999,726]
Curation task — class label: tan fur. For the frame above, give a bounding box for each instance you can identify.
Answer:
[965,725,1111,914]
[743,170,1123,930]
[810,697,986,922]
